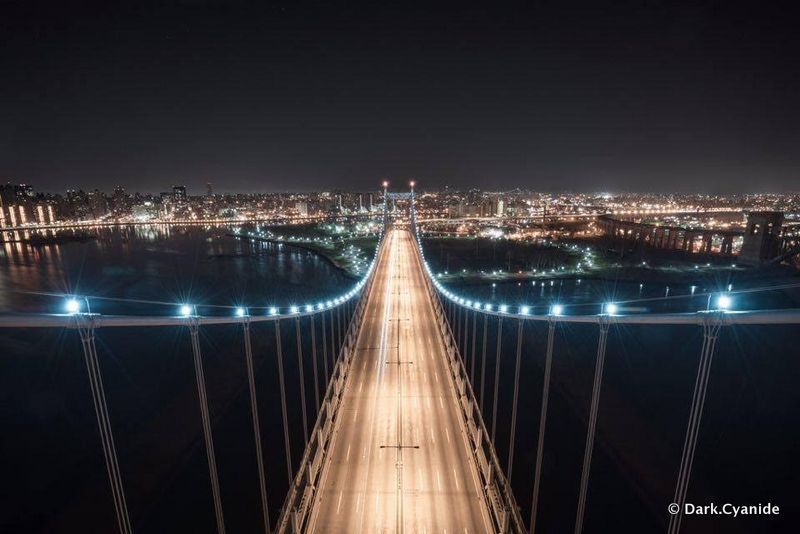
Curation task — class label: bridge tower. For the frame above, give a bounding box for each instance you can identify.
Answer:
[738,211,784,265]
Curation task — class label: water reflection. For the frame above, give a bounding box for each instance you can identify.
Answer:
[0,224,352,315]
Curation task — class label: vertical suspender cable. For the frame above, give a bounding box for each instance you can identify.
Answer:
[329,309,336,365]
[310,314,320,412]
[294,317,309,445]
[188,319,226,534]
[321,309,329,386]
[337,306,343,354]
[491,316,504,444]
[456,304,462,352]
[462,306,469,363]
[274,319,293,484]
[530,320,556,533]
[574,319,610,534]
[470,310,478,386]
[668,317,723,534]
[241,320,271,533]
[507,318,525,480]
[77,316,132,534]
[480,313,489,414]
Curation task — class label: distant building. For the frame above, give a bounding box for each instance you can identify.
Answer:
[295,201,308,217]
[491,198,505,217]
[0,183,57,227]
[133,202,157,221]
[172,185,187,203]
[739,211,784,265]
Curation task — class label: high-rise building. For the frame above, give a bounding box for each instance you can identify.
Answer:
[172,185,187,203]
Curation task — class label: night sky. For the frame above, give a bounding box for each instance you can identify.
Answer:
[2,0,799,194]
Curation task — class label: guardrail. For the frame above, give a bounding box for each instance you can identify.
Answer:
[274,238,384,533]
[409,225,526,533]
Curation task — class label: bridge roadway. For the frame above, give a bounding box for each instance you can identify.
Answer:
[307,229,492,533]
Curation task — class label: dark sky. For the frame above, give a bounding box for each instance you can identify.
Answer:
[1,0,799,194]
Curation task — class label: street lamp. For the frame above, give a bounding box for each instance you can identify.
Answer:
[65,298,81,315]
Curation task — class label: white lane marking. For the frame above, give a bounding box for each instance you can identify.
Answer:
[453,467,460,490]
[346,444,351,461]
[336,491,343,514]
[356,493,362,512]
[445,427,450,444]
[437,469,442,491]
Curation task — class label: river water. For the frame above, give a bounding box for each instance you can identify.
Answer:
[0,224,353,315]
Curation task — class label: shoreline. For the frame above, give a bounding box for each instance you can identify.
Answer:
[229,233,363,279]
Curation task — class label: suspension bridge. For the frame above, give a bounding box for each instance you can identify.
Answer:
[1,189,799,533]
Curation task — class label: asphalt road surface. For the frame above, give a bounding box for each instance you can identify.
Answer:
[307,229,492,533]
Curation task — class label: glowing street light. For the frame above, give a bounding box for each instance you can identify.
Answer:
[716,294,732,310]
[65,298,81,315]
[235,307,246,317]
[180,304,193,317]
[605,303,619,315]
[551,304,563,316]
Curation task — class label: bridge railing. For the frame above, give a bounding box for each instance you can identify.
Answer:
[274,237,383,533]
[0,231,384,534]
[408,222,526,534]
[410,197,800,534]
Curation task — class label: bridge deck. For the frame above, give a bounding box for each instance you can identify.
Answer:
[308,229,491,533]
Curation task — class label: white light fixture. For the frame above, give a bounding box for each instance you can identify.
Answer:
[65,298,81,315]
[605,303,618,315]
[235,307,246,317]
[716,294,732,310]
[180,304,193,317]
[551,304,563,316]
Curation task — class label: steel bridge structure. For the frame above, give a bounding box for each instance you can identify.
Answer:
[1,190,799,533]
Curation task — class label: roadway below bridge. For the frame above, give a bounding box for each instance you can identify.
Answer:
[307,228,492,533]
